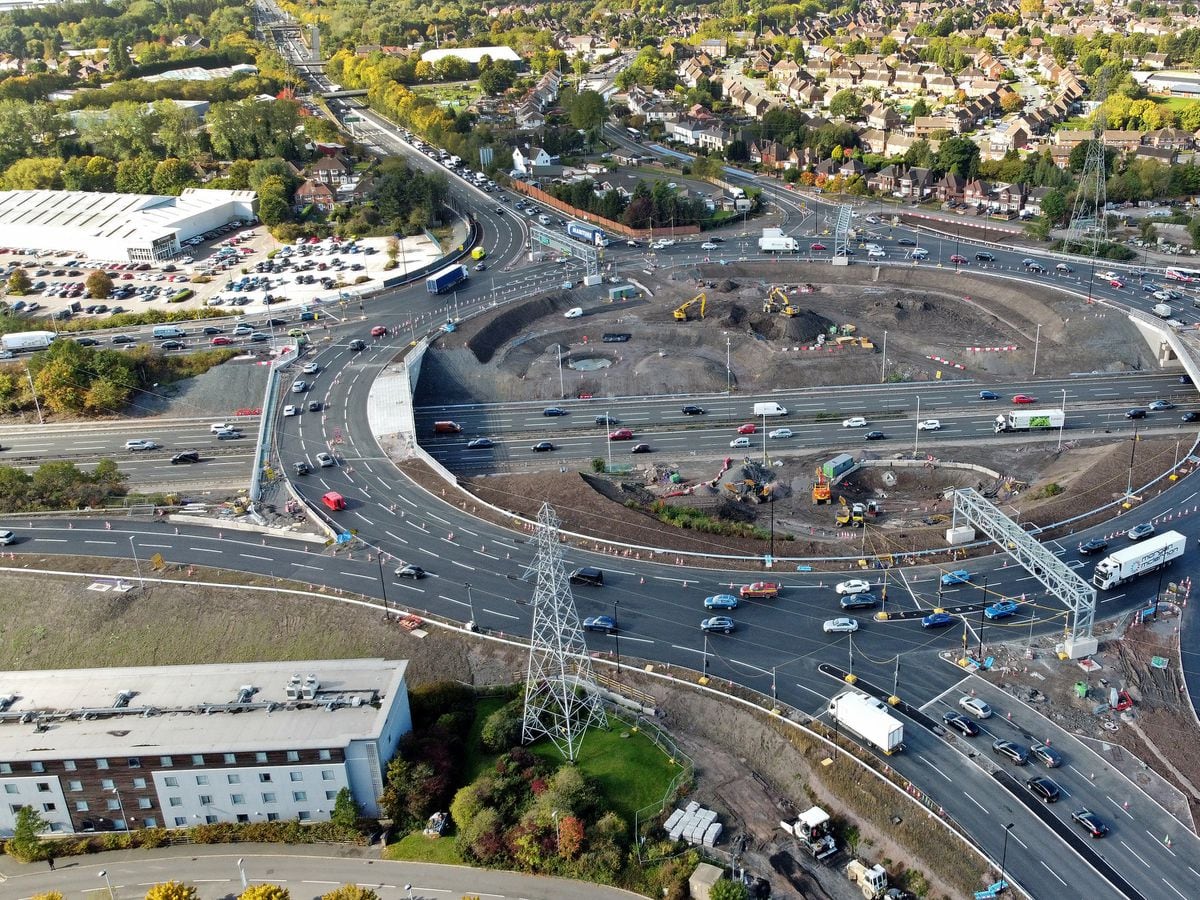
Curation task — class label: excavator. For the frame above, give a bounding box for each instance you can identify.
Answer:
[762,286,799,317]
[811,467,832,504]
[673,292,706,321]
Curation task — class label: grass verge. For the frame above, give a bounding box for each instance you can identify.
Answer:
[463,694,510,782]
[383,829,464,864]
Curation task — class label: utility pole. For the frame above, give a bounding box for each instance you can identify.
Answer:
[879,330,888,383]
[1032,323,1041,376]
[913,395,921,457]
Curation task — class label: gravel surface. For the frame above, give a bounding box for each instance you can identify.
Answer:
[128,355,271,419]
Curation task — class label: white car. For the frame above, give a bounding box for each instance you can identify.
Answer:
[1100,270,1118,281]
[283,405,298,417]
[768,428,793,439]
[917,419,941,431]
[700,242,718,251]
[564,307,583,318]
[910,249,929,259]
[302,362,320,374]
[823,617,859,634]
[124,439,158,452]
[842,416,868,428]
[835,579,872,596]
[729,437,751,448]
[959,696,993,719]
[316,451,336,467]
[867,248,886,258]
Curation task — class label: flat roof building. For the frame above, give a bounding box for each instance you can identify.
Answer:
[0,188,257,264]
[0,658,411,836]
[420,46,521,66]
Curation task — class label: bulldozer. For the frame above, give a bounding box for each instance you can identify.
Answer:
[673,292,706,322]
[811,467,832,504]
[762,286,799,317]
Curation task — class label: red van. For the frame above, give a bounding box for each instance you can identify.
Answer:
[370,325,388,338]
[433,421,462,434]
[321,491,346,511]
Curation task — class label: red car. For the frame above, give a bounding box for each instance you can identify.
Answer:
[1012,394,1037,404]
[949,254,968,264]
[737,423,757,434]
[370,325,388,337]
[608,428,634,441]
[1109,279,1123,288]
[810,242,827,251]
[210,336,233,346]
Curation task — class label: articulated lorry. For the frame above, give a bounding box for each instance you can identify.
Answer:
[759,227,798,253]
[828,690,904,754]
[1093,530,1186,590]
[426,264,468,295]
[566,222,609,247]
[1,331,55,353]
[994,408,1065,434]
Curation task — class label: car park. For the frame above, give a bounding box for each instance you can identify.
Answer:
[1078,538,1109,555]
[984,599,1019,620]
[394,564,426,579]
[1026,775,1061,803]
[582,615,617,633]
[701,616,735,634]
[170,451,200,464]
[1127,522,1155,541]
[467,438,494,449]
[840,593,878,610]
[532,441,555,452]
[1030,743,1063,768]
[836,580,872,596]
[941,711,980,736]
[940,569,972,586]
[1071,809,1109,838]
[842,416,868,428]
[316,452,335,467]
[917,419,941,431]
[864,430,886,441]
[992,739,1030,765]
[921,611,955,628]
[704,594,738,610]
[823,617,859,634]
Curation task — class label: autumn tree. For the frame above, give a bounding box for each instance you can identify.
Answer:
[239,886,290,900]
[557,814,585,858]
[1000,92,1025,114]
[144,882,201,900]
[7,267,30,295]
[86,269,113,299]
[31,892,64,900]
[321,888,380,900]
[709,880,750,900]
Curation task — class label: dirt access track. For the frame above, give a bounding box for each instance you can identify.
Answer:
[411,261,1163,561]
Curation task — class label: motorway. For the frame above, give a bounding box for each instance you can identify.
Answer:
[2,8,1195,899]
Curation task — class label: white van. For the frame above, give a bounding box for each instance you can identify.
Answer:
[753,402,788,417]
[864,243,883,253]
[153,325,186,339]
[538,214,551,226]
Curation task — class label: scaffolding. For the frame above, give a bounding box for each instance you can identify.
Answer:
[832,204,854,261]
[530,225,599,276]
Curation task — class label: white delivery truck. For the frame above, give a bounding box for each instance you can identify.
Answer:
[828,690,904,754]
[994,408,1065,434]
[753,401,788,417]
[1093,530,1186,590]
[1,330,55,352]
[758,227,799,253]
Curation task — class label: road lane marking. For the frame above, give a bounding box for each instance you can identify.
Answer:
[84,540,116,545]
[482,607,518,620]
[191,547,222,553]
[1039,861,1067,886]
[450,560,475,571]
[294,563,322,571]
[1162,879,1187,900]
[670,644,704,655]
[1109,794,1135,819]
[1120,839,1150,868]
[473,549,500,560]
[240,554,272,562]
[619,635,654,644]
[961,791,988,813]
[344,572,375,581]
[920,757,952,782]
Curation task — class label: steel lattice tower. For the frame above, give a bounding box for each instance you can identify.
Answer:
[521,503,606,761]
[1068,126,1108,256]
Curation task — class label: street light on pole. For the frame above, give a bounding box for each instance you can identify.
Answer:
[606,411,613,470]
[1057,388,1067,451]
[612,598,621,676]
[128,537,144,592]
[237,858,248,890]
[555,344,565,399]
[465,581,477,631]
[376,553,389,617]
[99,869,115,900]
[725,334,732,393]
[879,330,888,383]
[999,822,1015,889]
[112,785,130,833]
[1032,323,1041,376]
[913,395,920,457]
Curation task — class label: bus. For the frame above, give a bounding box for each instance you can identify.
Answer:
[626,127,642,141]
[1165,267,1200,283]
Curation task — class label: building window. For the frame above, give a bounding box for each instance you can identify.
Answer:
[199,795,213,806]
[137,798,152,810]
[169,798,182,807]
[286,751,299,762]
[75,801,88,812]
[191,755,204,766]
[42,803,56,812]
[100,779,114,791]
[3,785,16,794]
[321,771,334,781]
[231,794,245,805]
[68,781,82,792]
[30,762,44,773]
[292,791,307,802]
[298,811,311,821]
[36,783,50,793]
[289,772,303,782]
[128,758,141,769]
[258,773,272,783]
[144,817,157,828]
[132,778,146,790]
[318,750,332,761]
[325,791,337,801]
[173,817,186,827]
[9,804,22,814]
[255,753,268,763]
[204,815,217,824]
[195,775,209,786]
[164,777,178,788]
[160,757,173,768]
[237,813,249,823]
[267,812,279,822]
[227,774,241,785]
[261,792,276,803]
[0,764,11,774]
[96,759,109,770]
[106,799,119,811]
[224,754,236,765]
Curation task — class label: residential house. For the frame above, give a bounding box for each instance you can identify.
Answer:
[665,116,706,145]
[864,102,901,130]
[899,166,933,199]
[1144,127,1194,150]
[935,172,966,202]
[868,163,907,194]
[993,183,1026,213]
[775,59,801,79]
[861,67,893,91]
[749,139,785,168]
[294,178,336,212]
[699,38,727,58]
[697,126,734,153]
[914,116,960,137]
[514,102,545,129]
[927,75,957,96]
[679,57,707,88]
[172,34,209,50]
[858,128,888,154]
[963,179,992,207]
[1054,130,1093,150]
[511,145,558,175]
[1102,129,1142,152]
[796,82,824,106]
[311,156,352,186]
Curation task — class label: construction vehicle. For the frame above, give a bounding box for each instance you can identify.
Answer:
[846,860,890,899]
[835,497,866,527]
[673,292,706,322]
[724,479,770,502]
[811,467,832,504]
[779,806,837,860]
[762,286,799,317]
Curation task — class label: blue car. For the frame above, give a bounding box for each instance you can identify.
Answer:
[922,611,956,628]
[704,594,739,610]
[984,600,1019,620]
[941,569,972,586]
[1142,282,1160,293]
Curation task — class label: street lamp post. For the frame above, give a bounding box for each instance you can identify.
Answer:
[771,665,778,710]
[913,395,921,457]
[726,334,732,392]
[613,598,621,676]
[237,857,248,889]
[466,581,477,631]
[99,869,116,900]
[1032,323,1042,376]
[606,411,613,470]
[555,344,565,399]
[879,330,888,383]
[1057,388,1067,451]
[977,576,988,661]
[112,785,130,833]
[999,822,1015,888]
[128,537,144,592]
[376,553,389,616]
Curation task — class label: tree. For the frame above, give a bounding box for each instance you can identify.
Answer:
[31,893,64,900]
[709,880,750,900]
[1039,188,1067,225]
[115,156,157,193]
[151,158,196,196]
[479,66,514,96]
[6,267,30,295]
[828,89,863,120]
[2,157,62,190]
[1000,92,1024,114]
[144,883,202,900]
[936,136,980,179]
[257,175,292,227]
[331,787,360,829]
[239,887,290,900]
[910,97,930,121]
[557,814,584,859]
[86,270,114,299]
[569,89,607,134]
[5,806,47,861]
[320,888,379,900]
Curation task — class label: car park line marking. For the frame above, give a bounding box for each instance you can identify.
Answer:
[1110,796,1135,819]
[920,757,951,782]
[1120,840,1150,868]
[1040,861,1068,886]
[961,791,988,813]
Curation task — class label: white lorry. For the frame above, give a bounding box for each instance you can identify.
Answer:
[994,408,1065,434]
[1,330,55,352]
[1093,530,1186,590]
[759,227,798,253]
[828,690,904,754]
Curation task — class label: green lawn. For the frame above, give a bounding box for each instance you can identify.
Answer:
[529,716,682,824]
[1154,96,1200,113]
[463,694,511,781]
[383,829,464,864]
[412,81,480,109]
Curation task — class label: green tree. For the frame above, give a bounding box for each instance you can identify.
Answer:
[828,89,863,120]
[5,806,47,861]
[910,97,930,120]
[709,880,750,900]
[153,100,201,160]
[569,89,607,132]
[2,157,62,190]
[936,136,980,179]
[144,883,202,900]
[331,787,359,829]
[257,175,292,227]
[479,701,523,752]
[151,158,196,195]
[1039,188,1067,225]
[239,887,290,900]
[86,270,114,299]
[115,156,157,193]
[320,888,379,900]
[479,66,514,96]
[6,267,30,295]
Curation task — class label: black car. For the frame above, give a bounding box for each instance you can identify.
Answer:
[75,337,100,346]
[897,238,917,246]
[170,450,200,464]
[1026,775,1061,803]
[308,401,322,412]
[582,615,617,634]
[266,317,287,328]
[864,430,886,441]
[602,333,631,343]
[631,443,651,453]
[348,339,366,351]
[708,236,724,243]
[941,711,980,737]
[992,739,1029,765]
[531,441,555,452]
[293,461,311,476]
[394,564,426,579]
[467,438,495,449]
[975,252,995,262]
[1030,742,1063,768]
[1078,538,1108,555]
[203,326,224,335]
[1183,411,1200,422]
[1071,808,1109,838]
[682,405,706,415]
[839,592,878,610]
[160,340,185,351]
[1125,408,1146,419]
[594,415,619,426]
[110,334,136,344]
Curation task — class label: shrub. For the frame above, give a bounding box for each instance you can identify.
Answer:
[479,701,523,753]
[168,289,195,303]
[144,882,201,900]
[354,275,370,284]
[592,457,606,473]
[1038,482,1064,498]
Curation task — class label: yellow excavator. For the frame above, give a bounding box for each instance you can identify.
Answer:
[835,496,867,528]
[673,292,706,321]
[762,286,799,317]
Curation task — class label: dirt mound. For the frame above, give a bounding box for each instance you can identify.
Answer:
[468,294,568,364]
[714,279,739,292]
[720,304,749,327]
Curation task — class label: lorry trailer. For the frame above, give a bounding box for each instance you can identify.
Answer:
[994,408,1065,434]
[426,264,468,295]
[1093,530,1185,590]
[566,222,610,247]
[758,227,798,253]
[1,331,56,352]
[828,690,904,754]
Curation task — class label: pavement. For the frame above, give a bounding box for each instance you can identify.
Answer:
[0,843,644,900]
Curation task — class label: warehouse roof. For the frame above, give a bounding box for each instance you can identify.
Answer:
[420,46,520,65]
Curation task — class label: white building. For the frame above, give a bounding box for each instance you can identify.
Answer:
[0,188,257,263]
[420,46,521,67]
[0,659,411,835]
